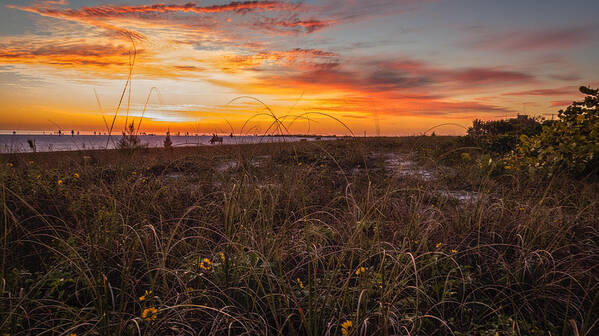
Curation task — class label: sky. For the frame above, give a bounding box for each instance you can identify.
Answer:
[0,0,598,135]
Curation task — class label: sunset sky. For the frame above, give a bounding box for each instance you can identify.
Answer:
[1,0,598,135]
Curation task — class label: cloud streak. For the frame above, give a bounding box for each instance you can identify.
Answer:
[6,1,314,40]
[2,0,595,133]
[17,1,298,17]
[550,100,573,107]
[468,26,595,51]
[207,55,526,117]
[254,17,334,34]
[218,48,338,72]
[0,41,135,67]
[503,86,577,96]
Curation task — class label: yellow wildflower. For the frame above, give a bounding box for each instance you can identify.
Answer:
[132,171,137,175]
[450,249,458,254]
[7,163,13,167]
[298,162,302,166]
[57,179,63,185]
[341,320,354,335]
[296,277,304,289]
[73,173,80,179]
[218,252,226,262]
[141,307,158,321]
[139,289,152,302]
[199,258,212,271]
[355,266,366,276]
[435,242,443,248]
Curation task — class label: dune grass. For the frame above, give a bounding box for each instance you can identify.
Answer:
[1,137,598,335]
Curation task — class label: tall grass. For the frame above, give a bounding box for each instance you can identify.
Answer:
[1,137,598,335]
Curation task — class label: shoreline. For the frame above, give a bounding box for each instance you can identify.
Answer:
[0,135,459,156]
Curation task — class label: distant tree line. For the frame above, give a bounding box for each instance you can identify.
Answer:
[463,114,546,153]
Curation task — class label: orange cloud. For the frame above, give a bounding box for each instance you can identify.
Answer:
[85,1,298,14]
[4,0,577,135]
[40,0,69,4]
[0,41,135,67]
[8,1,297,17]
[7,3,146,40]
[203,53,529,120]
[217,48,338,72]
[550,100,573,107]
[504,86,578,96]
[6,1,309,41]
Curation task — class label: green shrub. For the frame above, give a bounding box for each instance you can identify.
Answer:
[463,115,542,154]
[510,86,599,177]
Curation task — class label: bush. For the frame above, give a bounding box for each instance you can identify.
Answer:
[463,115,542,154]
[164,130,173,148]
[117,122,145,150]
[510,86,599,177]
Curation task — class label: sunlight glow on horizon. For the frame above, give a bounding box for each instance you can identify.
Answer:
[1,0,598,135]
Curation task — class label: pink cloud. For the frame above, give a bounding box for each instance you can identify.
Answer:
[503,86,577,96]
[11,1,297,17]
[6,1,308,40]
[550,100,573,107]
[254,17,334,34]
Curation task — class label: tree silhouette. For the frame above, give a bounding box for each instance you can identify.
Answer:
[117,122,142,150]
[164,130,173,148]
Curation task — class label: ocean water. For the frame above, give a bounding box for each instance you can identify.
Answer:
[0,134,325,153]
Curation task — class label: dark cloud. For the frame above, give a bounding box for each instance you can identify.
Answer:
[448,68,533,83]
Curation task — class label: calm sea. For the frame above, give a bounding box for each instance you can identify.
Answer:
[0,134,325,153]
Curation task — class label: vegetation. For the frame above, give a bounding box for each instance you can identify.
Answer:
[117,122,144,151]
[163,130,173,149]
[464,115,543,154]
[1,137,597,335]
[509,86,599,177]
